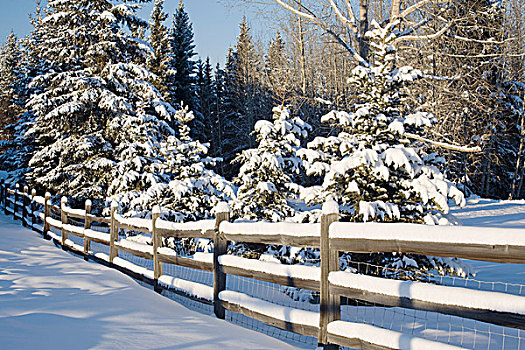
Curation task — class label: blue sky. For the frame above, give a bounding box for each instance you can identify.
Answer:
[0,0,256,65]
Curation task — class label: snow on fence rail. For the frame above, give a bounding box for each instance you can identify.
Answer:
[1,179,524,350]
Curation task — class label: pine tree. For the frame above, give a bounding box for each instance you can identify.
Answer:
[26,0,176,209]
[167,1,199,119]
[265,32,291,102]
[0,2,47,180]
[219,20,269,178]
[0,32,25,152]
[233,105,311,221]
[145,105,234,222]
[166,1,205,141]
[147,0,171,102]
[196,57,214,144]
[298,21,465,224]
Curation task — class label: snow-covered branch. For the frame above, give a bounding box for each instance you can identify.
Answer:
[405,133,482,153]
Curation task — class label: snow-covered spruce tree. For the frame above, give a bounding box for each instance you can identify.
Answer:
[144,105,234,222]
[26,0,175,210]
[298,21,467,279]
[233,105,311,221]
[300,20,465,224]
[107,103,175,217]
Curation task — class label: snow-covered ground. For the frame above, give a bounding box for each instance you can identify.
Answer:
[0,214,303,350]
[0,190,523,349]
[451,197,525,285]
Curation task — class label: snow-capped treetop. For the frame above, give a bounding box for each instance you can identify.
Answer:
[139,104,234,221]
[233,105,311,221]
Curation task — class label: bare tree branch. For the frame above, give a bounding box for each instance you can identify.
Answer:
[394,20,453,43]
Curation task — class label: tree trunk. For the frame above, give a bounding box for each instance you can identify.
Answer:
[359,0,369,61]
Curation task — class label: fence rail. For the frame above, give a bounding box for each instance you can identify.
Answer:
[1,178,524,350]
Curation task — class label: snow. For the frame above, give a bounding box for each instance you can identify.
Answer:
[0,214,302,349]
[156,218,216,233]
[327,321,464,350]
[158,275,214,301]
[157,249,213,264]
[46,216,62,229]
[450,197,525,284]
[322,200,339,215]
[33,195,45,205]
[219,291,319,328]
[220,221,320,237]
[116,239,153,255]
[329,271,525,315]
[215,201,230,214]
[114,213,152,232]
[62,223,84,236]
[62,206,85,217]
[83,229,110,243]
[219,255,320,281]
[451,197,525,229]
[329,221,525,246]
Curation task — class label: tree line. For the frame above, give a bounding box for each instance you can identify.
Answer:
[0,0,507,276]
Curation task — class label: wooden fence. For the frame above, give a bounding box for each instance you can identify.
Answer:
[1,178,524,350]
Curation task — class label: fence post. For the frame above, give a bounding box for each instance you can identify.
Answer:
[61,197,68,247]
[152,205,162,293]
[109,201,118,264]
[2,180,7,215]
[0,179,4,209]
[213,202,230,319]
[31,189,36,229]
[83,199,92,260]
[43,192,51,239]
[319,200,340,349]
[22,186,28,227]
[14,183,19,220]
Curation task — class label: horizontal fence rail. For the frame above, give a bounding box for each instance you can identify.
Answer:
[1,179,524,350]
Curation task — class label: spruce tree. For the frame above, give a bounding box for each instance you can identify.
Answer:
[0,32,25,154]
[299,21,465,223]
[219,20,269,178]
[168,0,196,107]
[0,2,47,180]
[144,105,234,222]
[26,0,176,208]
[265,32,290,101]
[147,0,171,102]
[233,105,311,221]
[196,57,214,145]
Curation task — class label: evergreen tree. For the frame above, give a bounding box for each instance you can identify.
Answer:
[0,2,47,180]
[219,20,269,178]
[196,58,213,125]
[233,105,311,221]
[26,0,176,209]
[298,21,465,223]
[167,0,203,141]
[147,0,171,101]
[265,32,291,102]
[145,105,234,221]
[0,32,25,149]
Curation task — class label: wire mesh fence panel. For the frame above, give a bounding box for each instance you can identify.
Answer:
[162,262,213,287]
[118,250,154,271]
[225,309,318,347]
[338,260,525,349]
[90,241,110,257]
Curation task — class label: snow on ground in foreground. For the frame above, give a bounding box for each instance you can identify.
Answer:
[0,215,304,350]
[451,197,525,285]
